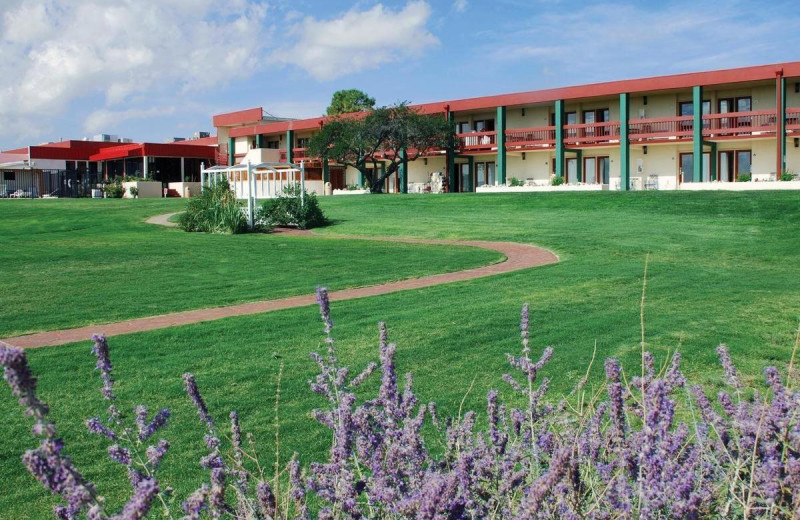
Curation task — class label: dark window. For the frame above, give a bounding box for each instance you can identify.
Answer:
[266,140,280,149]
[296,137,310,148]
[678,100,711,116]
[457,122,471,133]
[3,171,15,181]
[474,119,495,132]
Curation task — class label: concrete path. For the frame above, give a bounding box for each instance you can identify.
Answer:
[2,213,558,349]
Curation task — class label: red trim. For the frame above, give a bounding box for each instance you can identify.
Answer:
[212,107,263,127]
[89,142,216,161]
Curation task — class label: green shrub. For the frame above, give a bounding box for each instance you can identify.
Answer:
[737,173,752,183]
[508,177,524,187]
[178,179,247,234]
[256,183,327,230]
[128,186,139,198]
[780,170,796,181]
[103,179,125,198]
[552,176,566,186]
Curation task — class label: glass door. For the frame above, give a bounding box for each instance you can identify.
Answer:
[487,162,496,186]
[719,151,733,182]
[583,157,597,184]
[459,163,471,192]
[475,162,487,187]
[567,158,578,184]
[599,156,610,184]
[680,153,694,183]
[736,151,751,179]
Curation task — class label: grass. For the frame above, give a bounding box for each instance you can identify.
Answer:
[0,199,501,338]
[1,191,800,518]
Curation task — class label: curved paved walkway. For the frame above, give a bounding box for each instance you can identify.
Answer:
[2,213,558,349]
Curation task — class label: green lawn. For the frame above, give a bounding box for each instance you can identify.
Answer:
[2,191,800,519]
[0,199,501,338]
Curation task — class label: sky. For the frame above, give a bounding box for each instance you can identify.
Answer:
[0,0,798,149]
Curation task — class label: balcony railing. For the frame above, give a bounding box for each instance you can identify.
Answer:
[702,110,776,138]
[562,121,621,145]
[457,131,497,151]
[629,116,694,141]
[279,147,311,162]
[787,108,800,132]
[505,126,556,148]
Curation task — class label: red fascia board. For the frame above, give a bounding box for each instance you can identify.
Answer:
[140,143,216,158]
[88,144,143,161]
[2,147,28,155]
[224,61,800,139]
[212,107,263,127]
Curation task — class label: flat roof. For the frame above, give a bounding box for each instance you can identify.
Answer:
[219,60,800,138]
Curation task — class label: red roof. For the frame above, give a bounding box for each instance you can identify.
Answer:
[88,142,216,161]
[179,136,218,146]
[221,61,800,138]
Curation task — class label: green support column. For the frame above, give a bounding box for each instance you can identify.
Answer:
[693,86,703,182]
[398,149,408,193]
[496,106,507,185]
[778,75,787,176]
[322,158,330,183]
[358,170,364,187]
[255,134,263,148]
[286,130,294,164]
[575,150,583,183]
[555,100,565,179]
[619,93,630,191]
[709,142,718,181]
[447,110,456,192]
[228,137,235,166]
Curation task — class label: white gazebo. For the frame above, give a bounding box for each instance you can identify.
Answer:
[201,160,305,229]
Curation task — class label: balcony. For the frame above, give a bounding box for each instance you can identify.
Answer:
[562,121,621,146]
[279,147,311,162]
[457,131,496,152]
[506,127,556,149]
[629,116,694,142]
[702,110,777,139]
[787,108,800,132]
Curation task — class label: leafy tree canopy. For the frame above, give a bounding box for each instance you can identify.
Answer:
[309,103,454,193]
[326,89,376,116]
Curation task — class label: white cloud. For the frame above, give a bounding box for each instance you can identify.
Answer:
[84,107,177,134]
[0,0,271,137]
[275,1,438,81]
[452,0,468,13]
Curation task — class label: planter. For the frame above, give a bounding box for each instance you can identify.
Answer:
[122,181,162,198]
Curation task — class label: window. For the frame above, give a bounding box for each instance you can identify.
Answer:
[296,137,310,148]
[474,119,495,132]
[266,140,280,149]
[3,171,15,181]
[457,122,471,134]
[678,100,711,116]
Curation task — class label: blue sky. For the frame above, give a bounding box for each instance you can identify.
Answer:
[0,0,797,149]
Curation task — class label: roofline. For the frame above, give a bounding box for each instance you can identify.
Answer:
[226,61,800,138]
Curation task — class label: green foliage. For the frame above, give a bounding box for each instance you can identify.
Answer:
[178,179,247,234]
[326,89,376,115]
[128,186,139,198]
[552,175,566,186]
[780,170,796,181]
[737,173,752,183]
[103,178,125,198]
[256,184,327,230]
[309,103,454,193]
[508,177,524,187]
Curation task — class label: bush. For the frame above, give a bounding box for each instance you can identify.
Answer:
[128,186,139,198]
[738,173,752,182]
[103,178,125,198]
[508,177,524,187]
[781,170,796,181]
[178,179,247,234]
[5,287,800,519]
[256,183,327,230]
[551,175,566,186]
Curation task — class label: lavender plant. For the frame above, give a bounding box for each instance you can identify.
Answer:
[3,289,800,519]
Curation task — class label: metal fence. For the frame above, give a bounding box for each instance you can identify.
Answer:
[0,169,104,198]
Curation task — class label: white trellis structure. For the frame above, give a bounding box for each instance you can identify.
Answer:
[200,161,305,229]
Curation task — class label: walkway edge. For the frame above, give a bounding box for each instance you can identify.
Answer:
[3,213,559,349]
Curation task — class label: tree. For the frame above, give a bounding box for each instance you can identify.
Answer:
[326,89,376,116]
[309,104,454,193]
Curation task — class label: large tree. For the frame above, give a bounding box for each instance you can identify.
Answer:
[326,89,376,116]
[309,104,454,193]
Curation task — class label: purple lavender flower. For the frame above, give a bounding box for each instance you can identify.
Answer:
[716,343,741,389]
[183,373,213,428]
[137,408,170,441]
[145,440,169,469]
[90,334,116,402]
[116,477,159,520]
[256,480,276,518]
[107,444,132,466]
[85,417,117,440]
